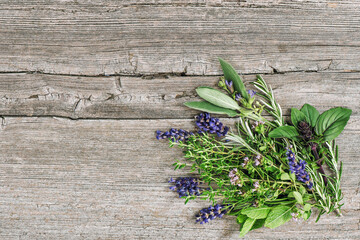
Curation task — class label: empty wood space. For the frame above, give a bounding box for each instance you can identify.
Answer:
[0,1,359,239]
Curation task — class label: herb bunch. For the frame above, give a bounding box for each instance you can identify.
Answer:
[156,59,352,237]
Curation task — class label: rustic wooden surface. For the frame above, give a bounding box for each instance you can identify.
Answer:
[0,0,359,239]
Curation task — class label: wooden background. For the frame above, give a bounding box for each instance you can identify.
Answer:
[0,0,359,239]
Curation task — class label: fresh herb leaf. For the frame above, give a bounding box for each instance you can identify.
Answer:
[236,214,248,224]
[219,58,249,101]
[264,205,293,229]
[241,207,271,219]
[184,101,239,117]
[291,108,308,128]
[196,87,241,110]
[239,217,256,237]
[268,126,299,140]
[301,104,320,127]
[292,191,303,204]
[315,107,352,141]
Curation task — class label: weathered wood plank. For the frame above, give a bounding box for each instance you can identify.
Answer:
[0,72,358,119]
[1,1,360,75]
[0,117,359,239]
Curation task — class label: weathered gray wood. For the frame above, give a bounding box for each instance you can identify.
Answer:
[0,72,359,119]
[0,117,359,239]
[1,0,360,75]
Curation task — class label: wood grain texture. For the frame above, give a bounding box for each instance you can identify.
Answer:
[1,0,360,75]
[0,71,359,119]
[0,117,359,239]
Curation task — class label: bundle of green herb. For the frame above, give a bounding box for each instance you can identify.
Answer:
[156,59,352,237]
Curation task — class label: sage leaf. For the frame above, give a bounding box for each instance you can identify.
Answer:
[219,58,249,100]
[268,126,299,140]
[239,217,256,237]
[315,107,352,141]
[292,191,303,204]
[264,205,293,229]
[196,87,241,110]
[301,104,319,127]
[184,101,239,117]
[291,108,308,128]
[241,207,271,219]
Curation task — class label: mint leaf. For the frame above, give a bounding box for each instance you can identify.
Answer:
[236,214,248,224]
[301,104,320,127]
[196,87,241,110]
[184,101,239,117]
[315,107,352,141]
[241,207,271,219]
[251,218,266,231]
[219,58,249,101]
[268,126,299,140]
[291,108,308,128]
[264,205,293,229]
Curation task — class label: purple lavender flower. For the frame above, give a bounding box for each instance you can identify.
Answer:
[286,148,313,189]
[195,204,227,224]
[225,80,234,92]
[156,128,194,142]
[169,177,201,198]
[195,113,229,137]
[247,89,256,98]
[235,93,242,101]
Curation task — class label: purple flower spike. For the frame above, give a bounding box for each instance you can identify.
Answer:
[169,177,202,198]
[286,148,313,189]
[235,93,242,101]
[195,204,227,224]
[156,128,194,142]
[195,113,229,137]
[247,90,256,98]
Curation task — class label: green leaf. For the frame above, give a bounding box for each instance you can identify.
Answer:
[292,191,303,204]
[280,173,290,180]
[315,107,352,141]
[251,218,266,231]
[264,205,293,229]
[241,207,271,219]
[184,101,239,117]
[291,108,308,128]
[196,87,241,110]
[219,58,249,101]
[299,186,306,195]
[236,214,248,224]
[239,217,256,237]
[268,126,299,140]
[301,104,320,127]
[304,204,312,211]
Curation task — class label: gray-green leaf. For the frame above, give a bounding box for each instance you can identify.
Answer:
[196,87,241,110]
[219,58,249,101]
[291,108,308,128]
[184,101,239,117]
[241,207,271,219]
[315,107,352,141]
[268,126,299,140]
[239,217,256,237]
[301,104,320,127]
[264,205,293,229]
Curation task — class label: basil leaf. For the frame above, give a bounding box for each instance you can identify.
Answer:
[219,58,249,101]
[292,191,303,204]
[196,87,241,110]
[315,107,352,141]
[241,207,271,219]
[184,101,239,117]
[239,217,256,237]
[264,205,293,229]
[268,126,299,140]
[291,108,308,128]
[301,104,320,127]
